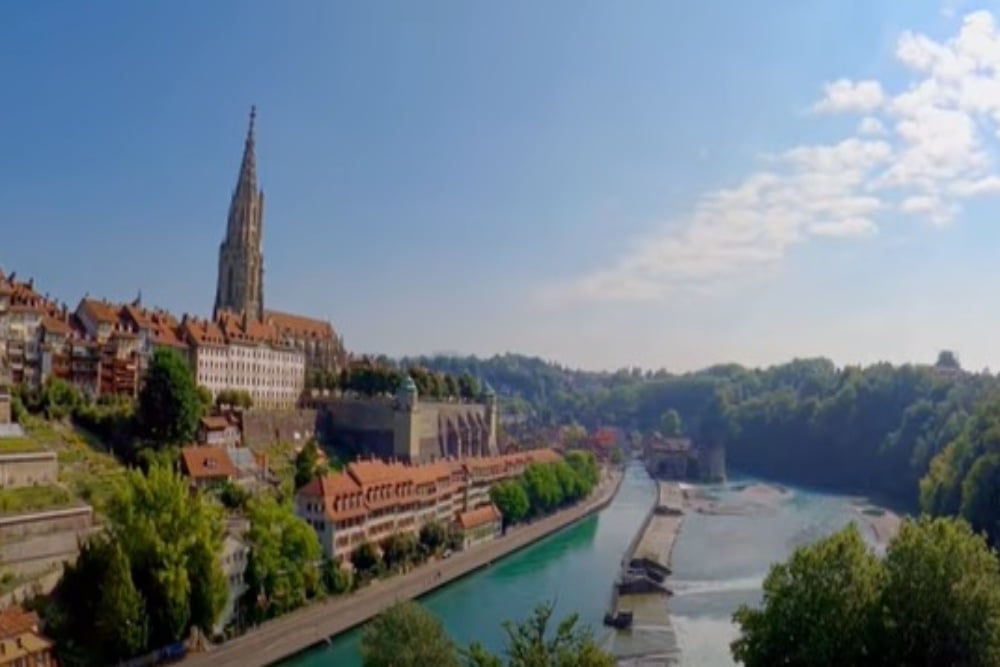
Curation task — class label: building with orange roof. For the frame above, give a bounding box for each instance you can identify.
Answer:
[180,446,238,490]
[0,271,65,388]
[198,414,241,448]
[455,504,502,549]
[0,604,57,667]
[295,447,562,562]
[179,310,305,410]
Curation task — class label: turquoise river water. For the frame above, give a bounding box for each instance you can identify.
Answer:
[280,461,887,666]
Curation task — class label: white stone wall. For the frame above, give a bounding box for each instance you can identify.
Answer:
[194,342,304,410]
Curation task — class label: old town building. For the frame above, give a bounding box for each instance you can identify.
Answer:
[0,605,57,667]
[181,312,305,409]
[295,448,561,563]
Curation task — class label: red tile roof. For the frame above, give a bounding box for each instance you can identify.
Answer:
[200,416,233,431]
[265,310,335,340]
[457,504,501,530]
[79,298,120,324]
[0,606,39,640]
[40,316,72,336]
[180,446,238,480]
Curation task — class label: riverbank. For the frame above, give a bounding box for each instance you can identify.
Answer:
[181,467,624,667]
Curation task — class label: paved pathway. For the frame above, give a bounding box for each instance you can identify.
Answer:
[182,470,624,667]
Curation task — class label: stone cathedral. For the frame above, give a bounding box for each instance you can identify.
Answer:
[213,107,347,376]
[214,106,265,322]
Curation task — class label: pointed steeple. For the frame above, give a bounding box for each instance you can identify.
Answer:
[235,105,257,198]
[215,106,266,322]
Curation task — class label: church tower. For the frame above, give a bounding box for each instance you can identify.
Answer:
[214,106,265,321]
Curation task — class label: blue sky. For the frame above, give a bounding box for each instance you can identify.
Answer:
[4,0,1000,372]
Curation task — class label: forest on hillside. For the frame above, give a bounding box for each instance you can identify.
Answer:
[405,352,1000,542]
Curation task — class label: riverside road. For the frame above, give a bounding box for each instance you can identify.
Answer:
[181,469,624,667]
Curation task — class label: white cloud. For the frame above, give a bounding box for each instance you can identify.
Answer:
[809,217,878,238]
[549,9,1000,305]
[812,79,886,113]
[858,116,887,135]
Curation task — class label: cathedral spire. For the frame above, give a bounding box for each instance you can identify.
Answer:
[215,106,265,322]
[236,105,257,197]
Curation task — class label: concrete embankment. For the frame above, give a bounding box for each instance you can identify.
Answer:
[606,481,686,665]
[181,468,624,667]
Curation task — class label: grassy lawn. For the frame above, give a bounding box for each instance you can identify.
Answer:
[20,419,126,516]
[0,484,77,515]
[0,438,47,454]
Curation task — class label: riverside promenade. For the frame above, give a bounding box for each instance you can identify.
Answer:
[182,468,624,667]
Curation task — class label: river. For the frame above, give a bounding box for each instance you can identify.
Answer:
[280,461,890,666]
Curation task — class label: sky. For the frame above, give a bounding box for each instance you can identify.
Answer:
[4,1,1000,373]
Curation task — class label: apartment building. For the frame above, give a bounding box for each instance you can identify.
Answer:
[181,311,305,410]
[295,448,562,563]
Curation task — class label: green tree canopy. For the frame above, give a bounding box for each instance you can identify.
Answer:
[361,601,461,667]
[419,519,449,554]
[106,463,227,646]
[731,524,883,666]
[44,463,226,661]
[380,532,420,572]
[242,495,322,621]
[658,409,682,436]
[490,480,530,527]
[731,516,1000,667]
[137,348,203,446]
[351,541,382,579]
[294,439,323,489]
[466,602,614,667]
[879,517,1000,666]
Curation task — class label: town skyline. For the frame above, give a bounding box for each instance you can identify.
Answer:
[5,2,1000,373]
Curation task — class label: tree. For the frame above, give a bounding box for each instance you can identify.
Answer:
[419,519,449,555]
[323,560,354,595]
[44,463,226,662]
[731,517,1000,667]
[137,348,203,446]
[360,601,461,667]
[466,601,614,667]
[351,541,382,579]
[106,463,227,646]
[218,479,251,511]
[381,532,419,572]
[215,388,253,410]
[730,524,883,666]
[457,372,480,400]
[242,495,322,621]
[936,349,962,371]
[564,450,600,490]
[879,517,1000,666]
[521,464,563,516]
[196,385,213,414]
[658,409,682,436]
[294,439,323,489]
[490,481,530,528]
[94,540,147,662]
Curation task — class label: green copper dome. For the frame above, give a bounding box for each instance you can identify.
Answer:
[481,382,496,398]
[398,375,418,394]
